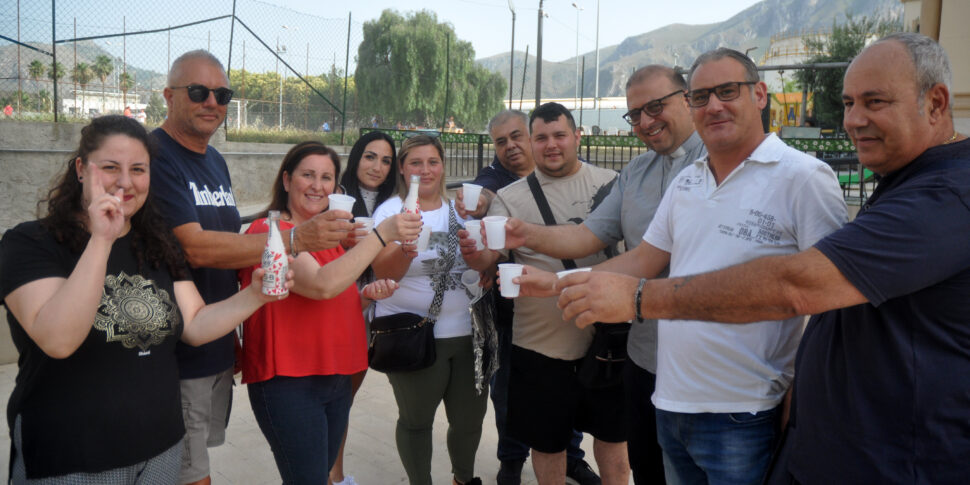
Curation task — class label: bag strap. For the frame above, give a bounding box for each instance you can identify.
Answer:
[426,200,462,321]
[526,173,577,270]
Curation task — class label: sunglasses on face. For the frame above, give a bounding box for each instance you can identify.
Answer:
[169,84,234,105]
[686,81,757,108]
[622,90,684,125]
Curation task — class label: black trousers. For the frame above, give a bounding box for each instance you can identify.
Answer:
[624,360,666,484]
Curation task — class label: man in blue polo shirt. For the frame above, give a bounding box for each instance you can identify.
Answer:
[552,32,969,483]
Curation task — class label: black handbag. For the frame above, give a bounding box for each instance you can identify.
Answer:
[368,313,436,372]
[367,202,461,373]
[527,173,629,389]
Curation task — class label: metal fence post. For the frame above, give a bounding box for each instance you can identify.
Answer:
[477,134,485,173]
[340,12,351,145]
[52,0,58,122]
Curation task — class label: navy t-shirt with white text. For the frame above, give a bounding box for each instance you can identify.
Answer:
[150,128,240,379]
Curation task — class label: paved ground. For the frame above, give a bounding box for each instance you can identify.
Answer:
[0,362,623,484]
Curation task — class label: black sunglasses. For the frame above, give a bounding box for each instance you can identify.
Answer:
[686,81,757,108]
[169,84,234,105]
[622,90,685,125]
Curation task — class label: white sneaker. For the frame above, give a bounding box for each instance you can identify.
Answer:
[333,476,357,485]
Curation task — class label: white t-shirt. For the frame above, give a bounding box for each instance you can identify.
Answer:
[372,197,473,339]
[644,133,848,413]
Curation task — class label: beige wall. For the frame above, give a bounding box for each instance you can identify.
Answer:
[901,0,970,131]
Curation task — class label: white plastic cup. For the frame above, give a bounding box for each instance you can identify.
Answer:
[461,269,482,299]
[483,215,508,250]
[462,183,483,211]
[328,194,356,214]
[354,217,374,239]
[556,267,592,279]
[415,224,432,251]
[464,220,485,250]
[498,263,524,298]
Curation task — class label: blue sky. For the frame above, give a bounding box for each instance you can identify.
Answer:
[269,0,764,62]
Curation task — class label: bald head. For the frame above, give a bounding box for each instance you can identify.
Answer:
[168,50,228,87]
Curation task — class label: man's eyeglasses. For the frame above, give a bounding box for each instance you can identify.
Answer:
[622,90,684,125]
[686,81,757,108]
[169,84,234,105]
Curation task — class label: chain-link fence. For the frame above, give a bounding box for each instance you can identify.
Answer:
[1,0,364,138]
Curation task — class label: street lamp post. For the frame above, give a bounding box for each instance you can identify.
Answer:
[571,2,583,104]
[535,0,544,109]
[508,0,516,105]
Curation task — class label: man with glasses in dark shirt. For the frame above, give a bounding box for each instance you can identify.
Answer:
[151,50,352,485]
[519,48,847,484]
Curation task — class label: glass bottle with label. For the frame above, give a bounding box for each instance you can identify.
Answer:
[261,210,288,296]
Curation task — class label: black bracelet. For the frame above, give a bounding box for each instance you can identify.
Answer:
[373,227,387,247]
[635,278,647,323]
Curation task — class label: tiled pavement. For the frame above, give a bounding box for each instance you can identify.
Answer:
[0,363,622,484]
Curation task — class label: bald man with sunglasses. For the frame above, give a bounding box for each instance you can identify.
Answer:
[517,48,847,484]
[151,50,353,485]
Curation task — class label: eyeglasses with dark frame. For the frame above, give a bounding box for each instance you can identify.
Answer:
[685,81,757,108]
[621,89,685,125]
[169,84,234,105]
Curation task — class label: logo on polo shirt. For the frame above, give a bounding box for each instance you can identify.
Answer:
[189,182,236,207]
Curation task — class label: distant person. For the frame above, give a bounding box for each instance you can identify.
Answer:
[0,115,288,483]
[446,116,457,132]
[136,110,147,124]
[370,115,379,129]
[321,121,331,133]
[124,106,132,117]
[3,104,12,117]
[150,49,352,485]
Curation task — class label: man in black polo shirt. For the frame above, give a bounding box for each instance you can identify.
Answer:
[548,32,969,483]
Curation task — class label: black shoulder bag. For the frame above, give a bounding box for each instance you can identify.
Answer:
[527,173,630,389]
[368,204,461,373]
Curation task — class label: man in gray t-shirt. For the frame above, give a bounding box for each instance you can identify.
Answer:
[503,65,705,484]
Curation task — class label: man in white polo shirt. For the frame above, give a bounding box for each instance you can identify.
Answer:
[519,48,847,484]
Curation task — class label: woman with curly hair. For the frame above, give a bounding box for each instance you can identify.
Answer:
[0,115,288,483]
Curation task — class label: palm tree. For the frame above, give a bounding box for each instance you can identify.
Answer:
[37,89,52,113]
[72,62,94,117]
[93,55,113,114]
[28,60,45,82]
[47,62,65,114]
[119,71,133,107]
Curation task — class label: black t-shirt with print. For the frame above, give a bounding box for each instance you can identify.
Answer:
[0,221,186,478]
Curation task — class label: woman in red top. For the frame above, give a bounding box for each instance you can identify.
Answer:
[239,141,421,484]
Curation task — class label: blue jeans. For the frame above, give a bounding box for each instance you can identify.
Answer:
[656,405,781,485]
[248,375,352,485]
[490,317,585,462]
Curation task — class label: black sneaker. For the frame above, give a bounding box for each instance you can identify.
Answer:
[566,458,601,485]
[496,458,525,485]
[459,478,483,485]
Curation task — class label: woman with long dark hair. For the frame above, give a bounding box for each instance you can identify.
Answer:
[0,115,287,483]
[239,141,420,484]
[331,131,398,485]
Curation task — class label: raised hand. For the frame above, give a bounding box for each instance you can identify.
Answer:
[82,162,126,242]
[557,271,639,328]
[362,278,400,301]
[376,213,422,243]
[511,265,559,298]
[455,188,489,219]
[296,210,355,252]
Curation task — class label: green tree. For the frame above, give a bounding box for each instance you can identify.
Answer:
[93,55,114,114]
[28,60,45,81]
[355,9,504,130]
[37,89,52,113]
[145,91,166,123]
[119,72,133,106]
[795,13,900,130]
[72,62,94,115]
[47,61,65,82]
